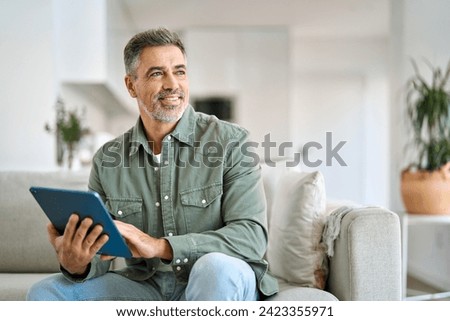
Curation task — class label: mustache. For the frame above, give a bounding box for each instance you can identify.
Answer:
[156,89,185,99]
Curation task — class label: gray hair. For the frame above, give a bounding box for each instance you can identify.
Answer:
[124,27,186,76]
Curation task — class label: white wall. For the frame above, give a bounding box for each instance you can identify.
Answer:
[291,37,389,206]
[236,29,291,152]
[0,0,57,170]
[53,0,107,83]
[54,0,137,137]
[184,28,291,158]
[106,0,139,115]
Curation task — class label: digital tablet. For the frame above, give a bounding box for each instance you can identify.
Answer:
[29,186,132,258]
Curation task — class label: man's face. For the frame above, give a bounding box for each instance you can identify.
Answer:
[126,45,189,123]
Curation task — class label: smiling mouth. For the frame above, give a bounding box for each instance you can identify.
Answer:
[157,90,185,102]
[159,97,182,109]
[160,96,180,102]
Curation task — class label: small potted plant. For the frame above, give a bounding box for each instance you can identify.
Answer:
[401,58,450,214]
[45,97,89,170]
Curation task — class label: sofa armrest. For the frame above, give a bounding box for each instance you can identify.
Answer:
[326,207,402,300]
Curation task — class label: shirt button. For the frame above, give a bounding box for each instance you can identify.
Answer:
[168,232,173,237]
[154,167,159,171]
[164,160,169,165]
[164,195,169,200]
[155,202,160,207]
[176,266,181,271]
[201,199,206,204]
[167,135,172,141]
[175,259,181,264]
[183,258,188,263]
[117,210,123,216]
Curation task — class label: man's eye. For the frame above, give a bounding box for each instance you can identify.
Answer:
[150,72,163,78]
[176,70,186,76]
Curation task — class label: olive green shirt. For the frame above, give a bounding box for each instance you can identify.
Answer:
[83,105,278,298]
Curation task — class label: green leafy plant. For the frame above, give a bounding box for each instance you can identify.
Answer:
[405,59,450,171]
[45,97,89,169]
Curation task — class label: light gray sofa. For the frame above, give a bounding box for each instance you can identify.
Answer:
[0,169,402,301]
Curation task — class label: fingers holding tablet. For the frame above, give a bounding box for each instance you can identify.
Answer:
[66,214,110,255]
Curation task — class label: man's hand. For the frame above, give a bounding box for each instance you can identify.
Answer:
[47,214,109,275]
[114,220,173,261]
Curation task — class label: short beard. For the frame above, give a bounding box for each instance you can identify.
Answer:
[139,99,185,123]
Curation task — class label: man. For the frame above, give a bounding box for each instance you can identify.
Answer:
[27,27,278,301]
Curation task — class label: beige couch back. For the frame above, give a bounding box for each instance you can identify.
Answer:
[0,170,89,272]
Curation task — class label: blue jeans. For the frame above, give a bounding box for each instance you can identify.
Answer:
[26,252,259,301]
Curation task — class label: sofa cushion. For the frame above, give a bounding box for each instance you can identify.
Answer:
[266,170,328,289]
[0,171,89,272]
[266,279,338,301]
[0,273,55,300]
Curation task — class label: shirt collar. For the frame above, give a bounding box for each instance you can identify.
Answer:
[129,117,152,157]
[171,105,195,147]
[129,105,196,157]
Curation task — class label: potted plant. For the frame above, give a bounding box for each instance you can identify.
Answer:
[45,97,89,170]
[401,58,450,215]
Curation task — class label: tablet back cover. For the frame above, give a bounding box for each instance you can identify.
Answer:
[29,186,132,258]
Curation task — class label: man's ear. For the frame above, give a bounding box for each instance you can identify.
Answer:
[125,75,137,98]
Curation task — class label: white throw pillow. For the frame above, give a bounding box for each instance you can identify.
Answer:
[260,162,290,226]
[266,170,328,289]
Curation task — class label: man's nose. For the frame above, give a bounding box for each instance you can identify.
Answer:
[162,73,178,90]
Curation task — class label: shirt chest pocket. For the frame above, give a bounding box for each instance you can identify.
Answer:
[106,197,143,230]
[179,183,223,232]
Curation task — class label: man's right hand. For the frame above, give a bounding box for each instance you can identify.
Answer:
[47,213,109,275]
